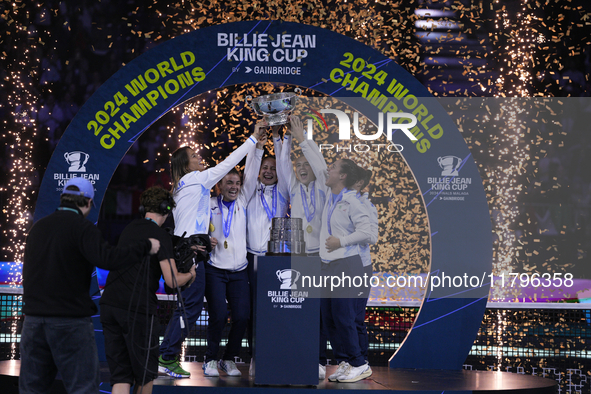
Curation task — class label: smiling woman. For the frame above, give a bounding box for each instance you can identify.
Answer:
[187,148,207,172]
[258,157,278,185]
[203,160,260,376]
[216,169,242,202]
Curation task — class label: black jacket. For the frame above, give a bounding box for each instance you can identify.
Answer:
[100,218,174,315]
[23,203,151,317]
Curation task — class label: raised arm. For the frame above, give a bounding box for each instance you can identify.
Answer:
[276,127,291,201]
[272,124,282,160]
[287,139,298,192]
[199,134,257,189]
[243,131,266,201]
[292,116,328,190]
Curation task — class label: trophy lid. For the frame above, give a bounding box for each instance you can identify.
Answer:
[251,91,298,104]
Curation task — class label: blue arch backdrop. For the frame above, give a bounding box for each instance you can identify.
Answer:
[35,20,492,370]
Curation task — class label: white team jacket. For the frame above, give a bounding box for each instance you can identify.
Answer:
[356,192,379,267]
[319,189,373,263]
[207,146,260,271]
[288,137,329,254]
[246,136,291,255]
[172,136,257,237]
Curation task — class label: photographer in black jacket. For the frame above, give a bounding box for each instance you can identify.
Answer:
[100,186,195,394]
[20,178,160,394]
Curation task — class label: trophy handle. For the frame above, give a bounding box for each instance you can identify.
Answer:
[245,95,252,103]
[294,87,302,97]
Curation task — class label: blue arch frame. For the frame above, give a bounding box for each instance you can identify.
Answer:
[35,20,492,370]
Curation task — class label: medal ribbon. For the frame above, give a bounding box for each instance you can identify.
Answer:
[327,188,346,236]
[260,184,277,220]
[218,195,235,239]
[300,181,316,223]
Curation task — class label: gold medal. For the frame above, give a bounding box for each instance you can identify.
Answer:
[306,225,313,234]
[224,240,228,249]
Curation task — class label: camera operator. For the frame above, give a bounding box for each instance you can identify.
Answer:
[20,178,160,394]
[100,186,195,394]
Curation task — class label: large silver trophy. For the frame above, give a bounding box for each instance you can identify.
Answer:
[246,88,302,126]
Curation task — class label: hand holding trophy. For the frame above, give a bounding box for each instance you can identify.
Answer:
[254,122,268,150]
[252,120,266,138]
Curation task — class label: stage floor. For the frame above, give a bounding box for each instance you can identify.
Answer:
[0,360,558,394]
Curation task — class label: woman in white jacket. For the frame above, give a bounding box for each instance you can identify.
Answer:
[202,133,267,377]
[158,124,262,379]
[351,167,379,366]
[320,158,373,384]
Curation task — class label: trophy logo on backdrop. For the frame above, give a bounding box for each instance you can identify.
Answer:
[426,155,472,202]
[438,155,463,177]
[53,151,100,190]
[277,269,301,290]
[64,151,90,173]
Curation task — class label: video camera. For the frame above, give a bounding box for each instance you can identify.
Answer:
[165,230,212,293]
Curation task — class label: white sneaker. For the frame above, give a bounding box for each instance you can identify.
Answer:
[337,363,372,383]
[202,360,219,377]
[328,361,349,382]
[319,364,326,379]
[219,360,241,376]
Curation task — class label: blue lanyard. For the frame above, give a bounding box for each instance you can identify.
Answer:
[300,181,316,223]
[218,195,235,238]
[327,188,346,236]
[260,184,277,220]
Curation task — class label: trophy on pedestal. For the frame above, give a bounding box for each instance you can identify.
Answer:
[267,218,306,255]
[246,87,302,126]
